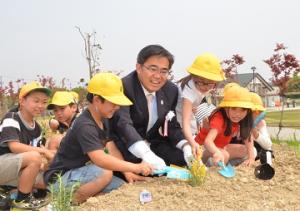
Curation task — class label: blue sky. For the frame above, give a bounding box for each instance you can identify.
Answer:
[1,0,299,88]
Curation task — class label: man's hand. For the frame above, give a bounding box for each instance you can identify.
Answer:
[142,151,166,171]
[182,144,193,166]
[123,172,149,183]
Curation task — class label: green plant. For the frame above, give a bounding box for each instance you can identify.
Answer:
[49,174,80,211]
[272,137,300,156]
[188,152,206,186]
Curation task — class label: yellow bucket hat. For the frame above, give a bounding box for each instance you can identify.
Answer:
[219,86,253,109]
[223,82,240,93]
[187,53,225,81]
[47,91,75,110]
[250,92,266,111]
[87,72,133,106]
[19,81,51,100]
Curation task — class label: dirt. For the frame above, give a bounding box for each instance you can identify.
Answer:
[78,143,300,211]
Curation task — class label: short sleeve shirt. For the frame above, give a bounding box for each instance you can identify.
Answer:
[44,109,113,184]
[0,112,43,155]
[195,111,239,148]
[175,79,206,133]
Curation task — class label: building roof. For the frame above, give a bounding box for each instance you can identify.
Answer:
[219,73,273,91]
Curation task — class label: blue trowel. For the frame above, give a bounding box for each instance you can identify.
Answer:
[218,161,235,178]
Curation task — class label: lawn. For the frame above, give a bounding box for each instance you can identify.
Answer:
[266,109,300,129]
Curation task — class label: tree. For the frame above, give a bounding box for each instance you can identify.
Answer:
[287,75,300,98]
[210,54,245,104]
[221,54,245,79]
[76,26,102,79]
[264,43,300,138]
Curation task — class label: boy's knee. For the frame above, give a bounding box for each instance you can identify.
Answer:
[91,170,113,187]
[101,170,113,183]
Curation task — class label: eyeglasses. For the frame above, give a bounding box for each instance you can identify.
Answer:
[142,65,170,77]
[194,80,216,87]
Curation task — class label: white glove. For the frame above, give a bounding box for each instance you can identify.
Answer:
[182,144,193,166]
[142,150,166,170]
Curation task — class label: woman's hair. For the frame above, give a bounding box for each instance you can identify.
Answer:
[86,93,105,103]
[177,75,192,90]
[239,109,253,141]
[209,107,253,140]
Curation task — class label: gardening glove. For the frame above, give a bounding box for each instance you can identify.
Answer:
[142,150,166,171]
[182,144,193,166]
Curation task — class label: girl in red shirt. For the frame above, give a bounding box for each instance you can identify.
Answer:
[195,84,255,166]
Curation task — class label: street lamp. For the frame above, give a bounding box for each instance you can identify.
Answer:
[251,66,256,92]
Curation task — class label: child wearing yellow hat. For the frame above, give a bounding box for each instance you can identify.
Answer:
[176,53,225,157]
[44,73,153,204]
[47,91,78,151]
[195,84,255,166]
[250,92,273,163]
[0,82,53,209]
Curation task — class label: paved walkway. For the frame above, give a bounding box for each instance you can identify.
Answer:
[267,126,300,141]
[265,106,300,140]
[266,105,300,112]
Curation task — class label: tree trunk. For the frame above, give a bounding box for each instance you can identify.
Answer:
[276,96,285,140]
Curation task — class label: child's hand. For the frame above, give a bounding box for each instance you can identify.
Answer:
[49,119,59,131]
[135,162,154,176]
[191,142,200,157]
[123,172,149,183]
[243,158,255,167]
[212,150,224,165]
[251,128,259,139]
[40,146,55,161]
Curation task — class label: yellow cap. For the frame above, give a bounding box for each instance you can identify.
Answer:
[87,72,133,106]
[19,82,51,100]
[250,92,265,111]
[219,86,253,109]
[187,53,225,81]
[70,91,79,102]
[47,91,75,110]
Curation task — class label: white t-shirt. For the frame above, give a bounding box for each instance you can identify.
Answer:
[175,79,206,134]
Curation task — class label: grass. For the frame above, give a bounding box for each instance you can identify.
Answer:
[272,137,300,156]
[265,109,300,129]
[49,174,80,211]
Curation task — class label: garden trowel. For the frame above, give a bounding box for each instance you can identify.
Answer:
[218,161,235,178]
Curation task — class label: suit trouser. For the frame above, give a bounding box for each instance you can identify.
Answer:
[114,139,186,167]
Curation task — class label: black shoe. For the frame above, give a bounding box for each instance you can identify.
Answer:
[12,194,50,210]
[32,189,48,199]
[0,193,11,211]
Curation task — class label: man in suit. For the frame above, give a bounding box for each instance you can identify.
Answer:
[112,45,192,170]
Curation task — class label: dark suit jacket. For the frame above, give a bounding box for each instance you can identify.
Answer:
[112,71,184,148]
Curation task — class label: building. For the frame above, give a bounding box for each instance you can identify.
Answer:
[216,73,279,107]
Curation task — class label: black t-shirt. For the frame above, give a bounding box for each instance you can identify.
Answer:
[44,109,113,184]
[0,112,43,155]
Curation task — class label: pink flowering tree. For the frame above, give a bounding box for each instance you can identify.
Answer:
[221,54,245,79]
[264,43,300,137]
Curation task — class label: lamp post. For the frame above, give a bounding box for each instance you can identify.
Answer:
[251,66,256,92]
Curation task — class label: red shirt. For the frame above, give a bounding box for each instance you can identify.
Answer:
[195,111,239,148]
